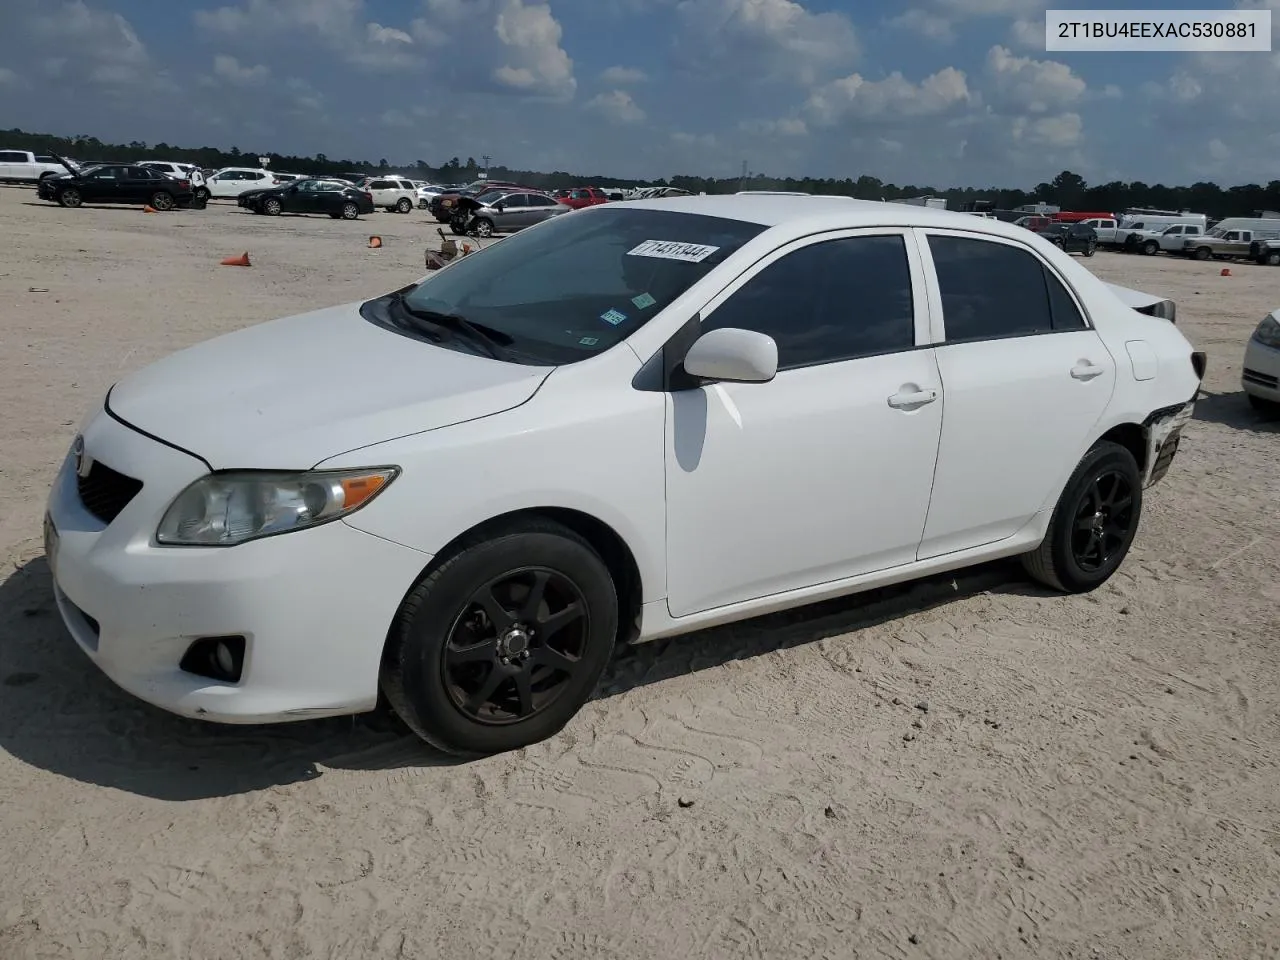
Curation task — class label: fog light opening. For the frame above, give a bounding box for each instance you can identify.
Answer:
[180,636,246,683]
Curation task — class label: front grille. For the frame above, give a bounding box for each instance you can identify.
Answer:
[1243,367,1279,389]
[76,460,143,524]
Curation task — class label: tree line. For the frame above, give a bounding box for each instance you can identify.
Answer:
[6,128,1279,219]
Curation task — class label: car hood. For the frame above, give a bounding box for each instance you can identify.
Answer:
[106,302,553,470]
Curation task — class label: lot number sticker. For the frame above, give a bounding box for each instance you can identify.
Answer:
[631,292,657,310]
[600,309,628,326]
[627,240,721,263]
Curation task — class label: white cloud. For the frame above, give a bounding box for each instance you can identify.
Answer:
[887,9,955,42]
[587,89,646,123]
[673,0,859,84]
[1011,111,1083,147]
[212,54,269,85]
[0,66,17,85]
[600,65,647,84]
[984,45,1085,113]
[492,0,576,98]
[806,67,973,124]
[1007,18,1041,48]
[28,1,151,87]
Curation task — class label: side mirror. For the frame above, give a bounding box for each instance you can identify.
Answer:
[682,328,778,384]
[494,202,505,212]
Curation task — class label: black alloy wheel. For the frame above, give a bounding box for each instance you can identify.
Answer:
[380,520,618,756]
[441,569,588,725]
[1021,440,1143,593]
[1069,470,1134,574]
[58,188,83,208]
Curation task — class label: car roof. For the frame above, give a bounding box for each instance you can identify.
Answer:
[615,193,1038,241]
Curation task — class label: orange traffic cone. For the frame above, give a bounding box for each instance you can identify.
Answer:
[1220,267,1231,276]
[143,205,157,214]
[220,252,251,267]
[368,236,382,248]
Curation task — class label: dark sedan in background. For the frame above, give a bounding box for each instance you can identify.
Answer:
[1036,221,1098,256]
[38,162,196,210]
[244,178,375,219]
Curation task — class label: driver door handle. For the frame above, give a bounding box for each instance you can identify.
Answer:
[887,387,938,410]
[1071,360,1105,381]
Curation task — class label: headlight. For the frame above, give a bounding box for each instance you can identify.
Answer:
[1254,314,1280,349]
[156,467,398,546]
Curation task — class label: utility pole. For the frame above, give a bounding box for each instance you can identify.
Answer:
[738,159,747,192]
[481,155,492,179]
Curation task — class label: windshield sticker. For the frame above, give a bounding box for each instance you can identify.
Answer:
[579,336,599,346]
[631,292,657,310]
[600,308,628,326]
[627,240,721,263]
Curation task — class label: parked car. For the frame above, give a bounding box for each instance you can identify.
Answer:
[0,150,71,183]
[1242,308,1280,417]
[450,189,571,237]
[42,195,1205,756]
[1014,215,1055,231]
[1036,222,1098,256]
[555,187,610,210]
[355,176,417,213]
[138,161,209,203]
[37,162,195,210]
[412,181,443,209]
[246,179,375,219]
[1126,223,1204,256]
[430,180,523,222]
[206,167,277,200]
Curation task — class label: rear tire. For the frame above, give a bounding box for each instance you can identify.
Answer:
[150,191,176,211]
[1021,441,1143,594]
[341,202,360,220]
[396,197,412,213]
[380,520,618,756]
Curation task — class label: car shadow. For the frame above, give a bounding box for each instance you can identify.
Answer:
[0,553,1032,800]
[1193,389,1280,433]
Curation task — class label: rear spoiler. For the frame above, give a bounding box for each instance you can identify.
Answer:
[1105,281,1176,324]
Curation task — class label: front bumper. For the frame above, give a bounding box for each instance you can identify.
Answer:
[45,407,430,724]
[1242,337,1280,402]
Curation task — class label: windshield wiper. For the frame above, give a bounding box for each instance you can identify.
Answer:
[391,293,513,360]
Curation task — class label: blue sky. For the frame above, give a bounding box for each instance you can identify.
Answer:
[1,0,1277,186]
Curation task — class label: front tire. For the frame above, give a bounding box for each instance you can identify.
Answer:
[1021,441,1143,594]
[263,197,282,216]
[1194,246,1212,261]
[473,217,495,238]
[381,520,618,756]
[1142,240,1159,256]
[396,197,412,213]
[1267,251,1280,267]
[1083,241,1097,257]
[58,188,82,208]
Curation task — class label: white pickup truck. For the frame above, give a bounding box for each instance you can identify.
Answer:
[1123,223,1205,255]
[0,150,71,184]
[1071,217,1132,246]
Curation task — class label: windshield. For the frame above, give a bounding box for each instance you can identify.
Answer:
[474,189,509,205]
[380,207,766,365]
[1206,227,1227,238]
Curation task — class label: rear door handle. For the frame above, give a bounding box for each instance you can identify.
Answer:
[1071,360,1105,381]
[887,387,938,410]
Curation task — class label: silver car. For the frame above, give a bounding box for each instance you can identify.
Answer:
[453,189,570,237]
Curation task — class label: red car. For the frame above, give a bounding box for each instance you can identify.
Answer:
[555,186,609,209]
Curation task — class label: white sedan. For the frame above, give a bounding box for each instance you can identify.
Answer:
[1242,309,1280,417]
[44,195,1205,756]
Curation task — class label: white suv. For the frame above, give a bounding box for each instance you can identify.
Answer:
[206,167,277,200]
[359,176,417,213]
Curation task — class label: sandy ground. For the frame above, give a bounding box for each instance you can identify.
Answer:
[1,187,1278,960]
